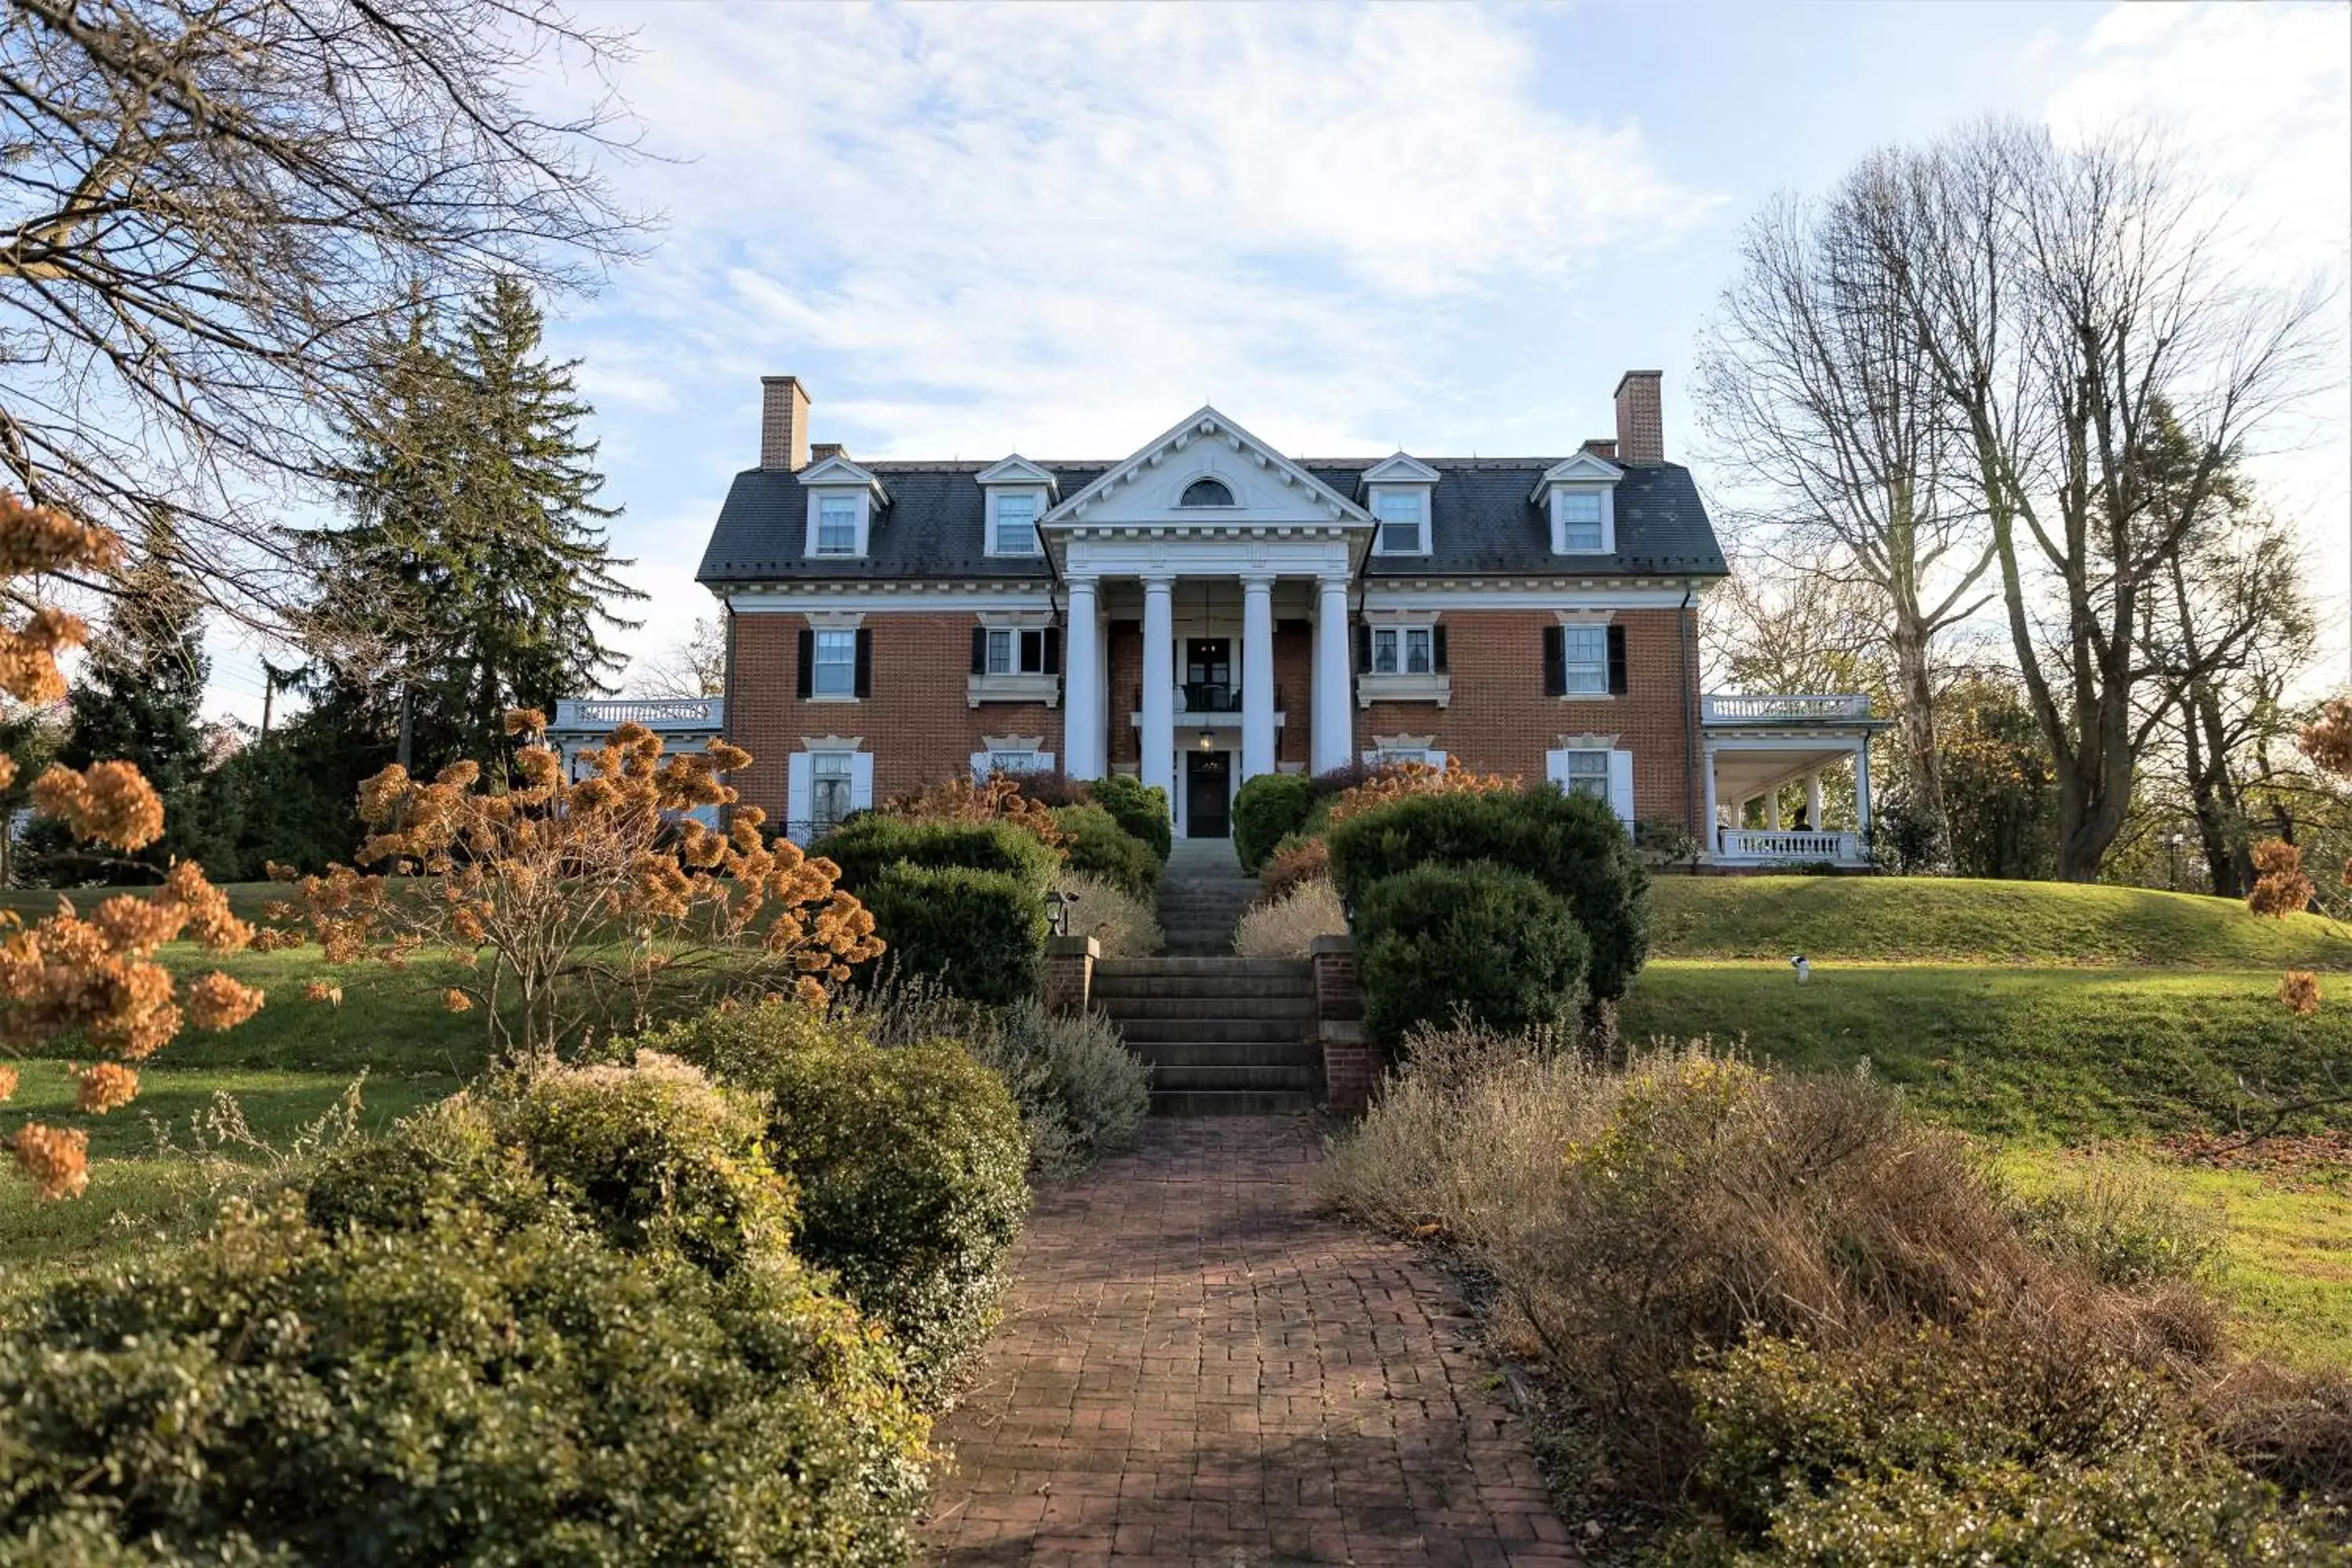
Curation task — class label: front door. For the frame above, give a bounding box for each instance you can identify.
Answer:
[1185,750,1232,837]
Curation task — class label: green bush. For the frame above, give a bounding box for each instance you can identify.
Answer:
[1233,771,1316,873]
[646,1000,1032,1398]
[862,862,1048,1005]
[1,1196,927,1566]
[1681,1327,2338,1564]
[1082,773,1171,862]
[1051,802,1160,901]
[1328,785,1650,1000]
[2010,1162,2224,1287]
[813,815,1059,898]
[1355,862,1588,1043]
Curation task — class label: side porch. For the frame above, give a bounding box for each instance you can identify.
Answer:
[1700,694,1890,869]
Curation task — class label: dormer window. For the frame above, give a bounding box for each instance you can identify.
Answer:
[1534,450,1622,556]
[1181,477,1234,507]
[1557,492,1605,552]
[800,452,884,560]
[816,495,858,554]
[991,492,1040,555]
[975,456,1058,558]
[1372,492,1426,554]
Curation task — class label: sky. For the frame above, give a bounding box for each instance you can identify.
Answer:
[207,0,2352,724]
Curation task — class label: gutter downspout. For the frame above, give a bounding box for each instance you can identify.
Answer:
[1679,584,1699,837]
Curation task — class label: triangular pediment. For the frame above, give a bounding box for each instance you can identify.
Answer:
[1361,452,1441,487]
[975,454,1057,490]
[798,453,882,490]
[1044,407,1371,529]
[1530,450,1623,501]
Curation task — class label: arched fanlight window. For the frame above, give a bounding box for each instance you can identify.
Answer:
[1180,477,1235,507]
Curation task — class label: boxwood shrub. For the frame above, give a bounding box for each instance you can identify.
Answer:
[861,862,1049,1006]
[1328,785,1649,1001]
[1354,862,1589,1044]
[1082,772,1172,862]
[1233,771,1316,873]
[812,815,1059,898]
[1051,802,1160,900]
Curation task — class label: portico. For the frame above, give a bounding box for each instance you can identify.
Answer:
[1041,408,1375,837]
[1700,694,1890,866]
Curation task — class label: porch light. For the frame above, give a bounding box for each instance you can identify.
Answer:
[1044,888,1077,936]
[1198,730,1214,750]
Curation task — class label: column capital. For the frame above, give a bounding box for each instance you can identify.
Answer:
[1316,571,1352,589]
[1239,570,1277,592]
[1139,572,1176,593]
[1064,572,1099,594]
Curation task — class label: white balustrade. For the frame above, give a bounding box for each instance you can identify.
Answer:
[551,696,724,730]
[1701,693,1872,723]
[1715,829,1861,862]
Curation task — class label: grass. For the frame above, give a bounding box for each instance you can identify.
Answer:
[1650,875,2352,970]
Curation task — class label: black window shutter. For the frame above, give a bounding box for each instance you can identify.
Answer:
[1606,624,1628,695]
[1355,623,1372,673]
[854,627,873,698]
[1432,623,1449,674]
[1542,625,1566,697]
[796,628,814,699]
[1042,626,1062,674]
[971,626,987,675]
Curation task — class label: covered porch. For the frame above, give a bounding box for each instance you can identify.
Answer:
[1701,695,1889,868]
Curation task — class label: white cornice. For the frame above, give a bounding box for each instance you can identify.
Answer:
[1360,452,1441,488]
[798,453,886,493]
[1529,449,1623,501]
[975,454,1058,491]
[1044,406,1373,527]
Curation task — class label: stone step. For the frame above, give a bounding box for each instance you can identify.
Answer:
[1126,1038,1323,1069]
[1150,1062,1320,1092]
[1096,998,1319,1024]
[1152,1088,1315,1116]
[1118,1015,1316,1045]
[1096,959,1311,979]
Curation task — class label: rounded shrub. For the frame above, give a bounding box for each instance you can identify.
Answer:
[1258,832,1330,902]
[1233,771,1316,873]
[861,861,1048,1005]
[754,1034,1031,1399]
[1051,803,1160,901]
[1355,862,1588,1043]
[1328,785,1650,1001]
[812,815,1059,898]
[1082,773,1171,862]
[0,1196,929,1566]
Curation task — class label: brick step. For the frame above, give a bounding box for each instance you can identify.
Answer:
[1095,959,1311,979]
[1118,1016,1316,1045]
[1152,1088,1315,1116]
[1125,1039,1322,1069]
[1149,1062,1319,1092]
[1096,998,1318,1024]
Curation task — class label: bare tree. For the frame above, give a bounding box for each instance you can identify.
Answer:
[1697,171,1991,837]
[630,615,724,699]
[0,0,648,630]
[1868,121,2330,880]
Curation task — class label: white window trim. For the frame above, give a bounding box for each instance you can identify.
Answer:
[804,487,873,558]
[786,738,872,842]
[1367,733,1445,771]
[1557,619,1611,699]
[808,626,860,701]
[1175,472,1243,510]
[1367,484,1432,556]
[970,735,1054,782]
[984,487,1047,558]
[1548,485,1616,555]
[968,610,1063,708]
[1357,608,1450,708]
[1546,741,1633,826]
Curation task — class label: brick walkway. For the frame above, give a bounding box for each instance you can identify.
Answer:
[924,1118,1579,1566]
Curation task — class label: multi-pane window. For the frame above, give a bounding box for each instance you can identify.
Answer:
[983,627,1053,674]
[811,629,858,695]
[993,493,1039,555]
[1559,749,1609,800]
[1370,626,1433,677]
[1374,492,1424,554]
[815,495,858,554]
[1561,625,1609,694]
[810,753,855,833]
[987,750,1042,775]
[1558,492,1605,551]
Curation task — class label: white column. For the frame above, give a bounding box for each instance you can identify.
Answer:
[1806,770,1824,831]
[1062,575,1102,780]
[1701,748,1719,857]
[1140,574,1176,812]
[1766,787,1783,830]
[1093,610,1111,778]
[1854,739,1872,836]
[1312,574,1353,775]
[1240,572,1276,782]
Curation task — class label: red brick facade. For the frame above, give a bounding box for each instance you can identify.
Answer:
[725,600,1706,837]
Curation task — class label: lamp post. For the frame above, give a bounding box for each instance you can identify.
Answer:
[2166,832,2185,891]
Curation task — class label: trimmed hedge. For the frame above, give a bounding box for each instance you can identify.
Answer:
[1083,773,1171,862]
[812,815,1059,898]
[862,862,1048,1006]
[1233,771,1316,873]
[1052,803,1160,901]
[1355,862,1589,1043]
[1328,785,1650,1001]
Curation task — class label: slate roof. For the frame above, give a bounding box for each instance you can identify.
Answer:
[694,459,1726,585]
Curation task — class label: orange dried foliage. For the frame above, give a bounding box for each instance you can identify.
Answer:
[13,1122,89,1200]
[0,493,120,706]
[303,980,343,1007]
[71,1062,139,1114]
[884,773,1069,850]
[1323,756,1521,826]
[32,760,165,851]
[2299,698,2352,777]
[2247,840,2317,919]
[443,988,474,1014]
[2281,971,2323,1018]
[0,1063,15,1102]
[185,971,264,1031]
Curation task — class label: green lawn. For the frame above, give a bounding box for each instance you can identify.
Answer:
[1650,875,2352,970]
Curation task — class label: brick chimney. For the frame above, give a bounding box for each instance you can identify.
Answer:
[1613,371,1664,465]
[760,376,811,470]
[808,442,848,464]
[1581,437,1618,461]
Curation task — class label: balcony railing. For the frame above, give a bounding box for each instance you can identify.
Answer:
[1179,681,1243,713]
[551,696,724,731]
[1702,693,1872,724]
[1716,829,1864,863]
